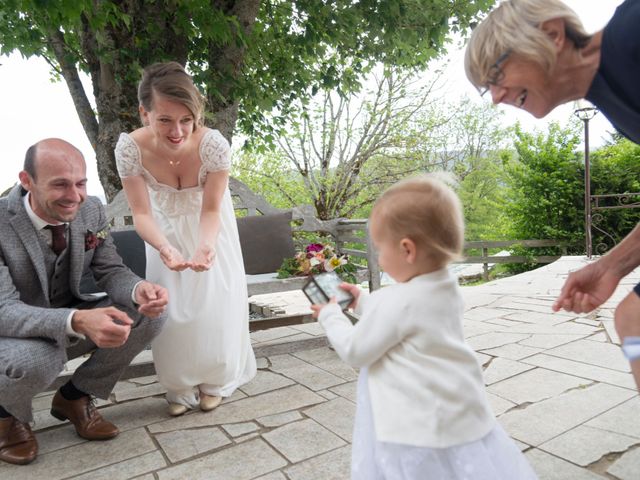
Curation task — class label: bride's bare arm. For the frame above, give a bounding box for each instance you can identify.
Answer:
[191,170,227,271]
[121,175,190,271]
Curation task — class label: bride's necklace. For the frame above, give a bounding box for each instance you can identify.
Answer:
[168,158,181,167]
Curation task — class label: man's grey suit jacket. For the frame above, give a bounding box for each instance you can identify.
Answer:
[0,185,142,347]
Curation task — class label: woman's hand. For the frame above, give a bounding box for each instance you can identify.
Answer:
[159,245,191,271]
[190,244,216,272]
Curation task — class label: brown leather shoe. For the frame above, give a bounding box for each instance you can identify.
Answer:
[50,391,119,440]
[0,416,38,465]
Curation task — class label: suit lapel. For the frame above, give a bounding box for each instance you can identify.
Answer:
[9,206,49,294]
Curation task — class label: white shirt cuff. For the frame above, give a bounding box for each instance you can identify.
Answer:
[132,280,144,304]
[66,310,86,340]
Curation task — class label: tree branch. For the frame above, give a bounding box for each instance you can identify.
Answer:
[47,29,98,149]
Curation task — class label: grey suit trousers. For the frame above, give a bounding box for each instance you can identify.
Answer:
[0,298,166,423]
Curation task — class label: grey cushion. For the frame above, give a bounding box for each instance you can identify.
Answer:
[112,230,146,278]
[80,230,146,293]
[237,212,295,274]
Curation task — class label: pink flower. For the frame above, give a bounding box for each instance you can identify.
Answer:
[305,243,324,253]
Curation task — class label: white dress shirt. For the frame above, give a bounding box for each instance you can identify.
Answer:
[22,192,83,338]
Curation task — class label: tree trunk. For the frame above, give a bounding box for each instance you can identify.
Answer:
[41,1,260,200]
[206,0,261,144]
[50,1,192,201]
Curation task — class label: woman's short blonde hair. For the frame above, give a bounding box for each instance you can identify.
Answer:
[372,174,464,267]
[465,0,591,92]
[138,61,205,130]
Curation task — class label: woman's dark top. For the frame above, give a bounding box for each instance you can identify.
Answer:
[586,0,640,144]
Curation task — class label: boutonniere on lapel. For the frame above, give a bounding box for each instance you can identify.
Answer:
[85,228,109,251]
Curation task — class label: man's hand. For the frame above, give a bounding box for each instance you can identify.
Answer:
[552,259,621,313]
[134,281,169,318]
[71,307,133,348]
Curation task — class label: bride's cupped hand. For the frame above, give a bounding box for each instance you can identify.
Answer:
[190,244,216,272]
[159,245,192,271]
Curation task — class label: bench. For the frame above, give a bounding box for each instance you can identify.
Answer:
[103,177,380,327]
[54,178,378,388]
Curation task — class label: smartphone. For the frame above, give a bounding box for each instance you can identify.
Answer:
[302,271,354,310]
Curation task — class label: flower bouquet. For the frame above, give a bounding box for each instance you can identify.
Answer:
[277,242,358,283]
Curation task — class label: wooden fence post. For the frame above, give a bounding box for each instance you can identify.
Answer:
[482,246,489,281]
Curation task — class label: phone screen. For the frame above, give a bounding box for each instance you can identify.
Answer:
[303,271,353,309]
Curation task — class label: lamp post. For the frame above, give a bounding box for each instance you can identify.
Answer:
[574,101,598,259]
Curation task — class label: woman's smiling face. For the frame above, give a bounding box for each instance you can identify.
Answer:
[487,54,558,119]
[142,93,195,149]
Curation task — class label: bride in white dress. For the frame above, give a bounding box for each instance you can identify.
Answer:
[114,62,256,416]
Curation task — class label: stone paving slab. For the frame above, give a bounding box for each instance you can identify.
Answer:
[268,353,348,391]
[70,451,167,480]
[483,357,536,385]
[284,445,351,480]
[486,367,593,404]
[291,347,358,382]
[155,426,231,463]
[608,447,640,480]
[481,342,544,360]
[538,425,639,467]
[499,383,636,446]
[522,353,637,390]
[0,428,156,479]
[303,397,356,442]
[239,370,296,396]
[485,391,517,416]
[262,419,346,463]
[585,397,640,439]
[545,339,631,372]
[525,448,606,479]
[8,257,640,479]
[156,439,287,480]
[148,385,325,434]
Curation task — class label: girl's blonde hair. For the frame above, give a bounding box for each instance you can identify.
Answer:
[138,61,205,130]
[372,174,464,267]
[464,0,591,92]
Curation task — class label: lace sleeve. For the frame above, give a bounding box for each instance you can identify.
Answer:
[200,129,231,173]
[114,133,143,177]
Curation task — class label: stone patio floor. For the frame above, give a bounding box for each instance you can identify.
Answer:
[2,256,640,479]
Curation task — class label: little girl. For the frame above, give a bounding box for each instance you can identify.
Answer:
[311,175,537,479]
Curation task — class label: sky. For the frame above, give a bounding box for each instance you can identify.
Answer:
[0,0,625,200]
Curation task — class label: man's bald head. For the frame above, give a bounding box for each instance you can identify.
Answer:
[24,138,85,181]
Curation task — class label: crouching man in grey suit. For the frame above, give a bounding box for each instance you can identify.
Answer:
[0,138,168,465]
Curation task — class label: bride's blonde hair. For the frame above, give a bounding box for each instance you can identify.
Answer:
[138,61,205,131]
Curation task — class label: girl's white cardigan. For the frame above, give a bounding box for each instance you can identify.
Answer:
[318,268,495,448]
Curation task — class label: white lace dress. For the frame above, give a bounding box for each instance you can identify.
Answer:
[115,129,256,407]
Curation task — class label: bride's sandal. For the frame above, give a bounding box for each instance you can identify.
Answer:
[199,393,222,412]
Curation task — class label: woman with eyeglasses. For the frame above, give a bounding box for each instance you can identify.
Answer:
[465,0,640,392]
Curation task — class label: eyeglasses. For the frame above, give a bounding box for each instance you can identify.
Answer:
[480,50,511,97]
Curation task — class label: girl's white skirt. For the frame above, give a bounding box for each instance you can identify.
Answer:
[352,369,538,480]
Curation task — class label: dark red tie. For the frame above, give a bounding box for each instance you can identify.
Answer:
[47,224,67,255]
